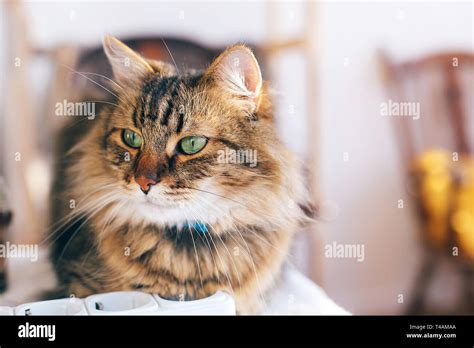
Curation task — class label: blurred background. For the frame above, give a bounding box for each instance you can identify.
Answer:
[0,0,472,314]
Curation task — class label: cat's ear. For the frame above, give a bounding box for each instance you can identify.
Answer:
[103,35,154,86]
[205,45,263,109]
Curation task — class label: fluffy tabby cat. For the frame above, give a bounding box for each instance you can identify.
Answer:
[49,36,311,314]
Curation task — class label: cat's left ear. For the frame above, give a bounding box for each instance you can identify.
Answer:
[103,35,154,86]
[205,45,263,111]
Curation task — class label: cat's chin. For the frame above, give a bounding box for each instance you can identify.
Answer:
[142,197,176,209]
[133,200,214,227]
[123,194,236,230]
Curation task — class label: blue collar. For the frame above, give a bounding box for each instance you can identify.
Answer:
[168,221,209,234]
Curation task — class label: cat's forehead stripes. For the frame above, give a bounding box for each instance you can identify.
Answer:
[176,108,185,134]
[137,75,184,132]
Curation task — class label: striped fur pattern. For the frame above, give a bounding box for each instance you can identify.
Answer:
[50,36,310,313]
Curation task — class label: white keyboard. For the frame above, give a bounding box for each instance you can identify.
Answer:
[0,291,236,315]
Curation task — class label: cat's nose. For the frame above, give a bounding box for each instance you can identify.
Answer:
[136,175,158,194]
[135,152,166,194]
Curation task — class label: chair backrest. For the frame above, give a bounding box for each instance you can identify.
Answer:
[379,51,474,170]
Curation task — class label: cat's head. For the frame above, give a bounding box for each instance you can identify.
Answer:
[73,36,307,230]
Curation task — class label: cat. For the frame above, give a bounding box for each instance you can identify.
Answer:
[49,35,312,314]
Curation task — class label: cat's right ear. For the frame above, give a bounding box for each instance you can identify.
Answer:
[103,35,154,86]
[204,45,263,113]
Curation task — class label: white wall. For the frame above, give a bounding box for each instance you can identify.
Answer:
[23,1,267,47]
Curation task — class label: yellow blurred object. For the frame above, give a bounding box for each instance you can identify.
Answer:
[412,149,474,260]
[451,157,474,259]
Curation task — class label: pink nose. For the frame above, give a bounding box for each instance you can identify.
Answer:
[135,175,157,194]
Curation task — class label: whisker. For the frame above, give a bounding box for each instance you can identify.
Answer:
[161,39,180,76]
[60,63,120,100]
[191,203,237,295]
[42,190,118,246]
[180,209,204,290]
[196,197,269,303]
[190,214,221,287]
[55,195,119,266]
[73,71,124,91]
[193,197,242,288]
[188,187,285,225]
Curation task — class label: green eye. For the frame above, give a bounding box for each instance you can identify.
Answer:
[122,129,143,148]
[179,136,208,155]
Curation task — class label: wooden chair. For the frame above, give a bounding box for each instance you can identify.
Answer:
[379,51,474,314]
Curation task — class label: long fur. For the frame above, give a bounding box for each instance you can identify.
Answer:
[49,40,311,314]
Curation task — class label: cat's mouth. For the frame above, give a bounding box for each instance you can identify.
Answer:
[134,185,196,210]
